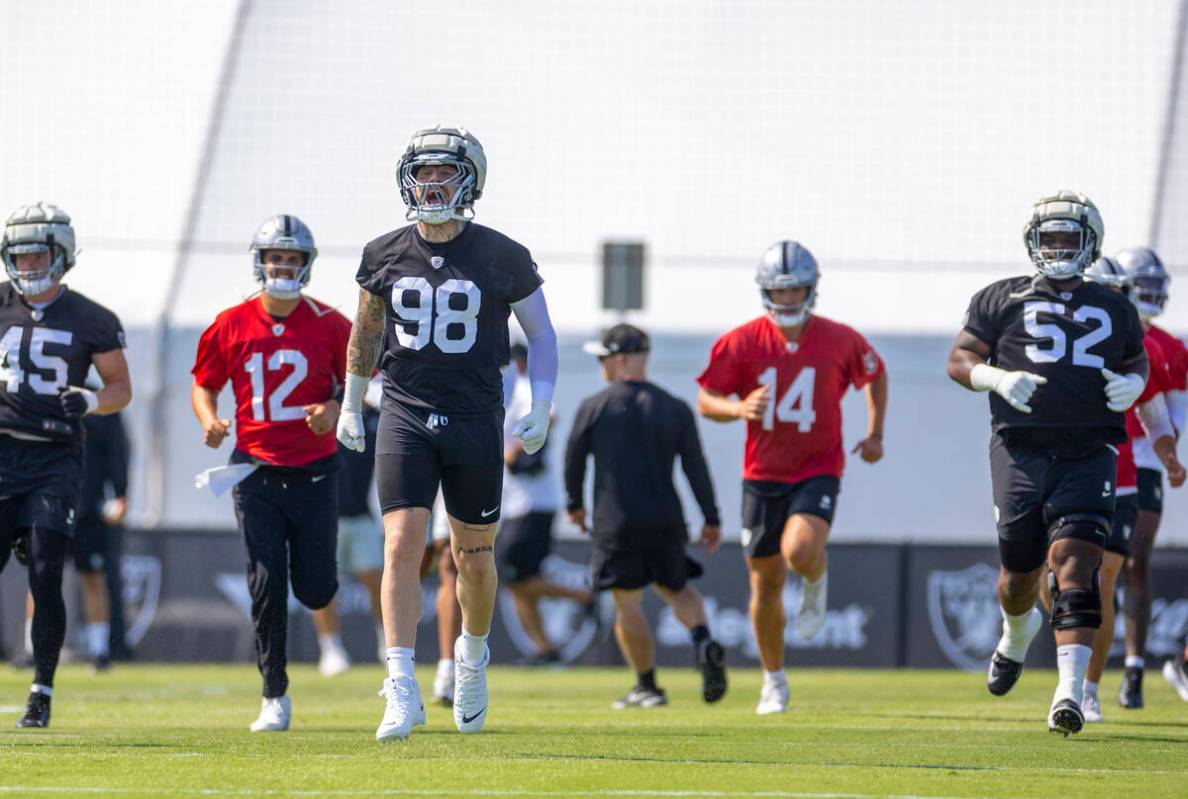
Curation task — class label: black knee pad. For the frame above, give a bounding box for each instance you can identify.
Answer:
[1049,513,1109,547]
[1048,568,1102,630]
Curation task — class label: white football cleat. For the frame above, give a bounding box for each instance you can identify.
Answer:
[453,638,490,733]
[756,681,789,715]
[1082,692,1103,723]
[795,573,828,640]
[318,645,351,677]
[1162,659,1188,701]
[433,659,455,706]
[249,695,291,732]
[376,676,426,742]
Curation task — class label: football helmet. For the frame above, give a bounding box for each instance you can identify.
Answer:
[397,125,486,225]
[1,202,76,296]
[1116,247,1169,320]
[1022,191,1103,281]
[756,240,818,327]
[250,214,317,299]
[1083,256,1129,294]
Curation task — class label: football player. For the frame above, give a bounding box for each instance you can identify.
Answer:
[1114,247,1188,708]
[947,191,1148,735]
[0,202,132,727]
[1075,257,1184,722]
[337,125,559,740]
[191,215,351,732]
[696,241,887,715]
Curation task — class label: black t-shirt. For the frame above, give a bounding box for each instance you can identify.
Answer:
[337,408,379,517]
[356,223,543,416]
[563,380,720,543]
[963,275,1145,451]
[0,283,125,449]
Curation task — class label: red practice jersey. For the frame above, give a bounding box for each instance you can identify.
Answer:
[192,294,352,467]
[1117,333,1173,490]
[697,314,884,484]
[1147,323,1188,392]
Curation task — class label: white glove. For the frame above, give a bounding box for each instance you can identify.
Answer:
[1101,368,1145,413]
[336,373,369,453]
[512,400,552,455]
[969,363,1047,414]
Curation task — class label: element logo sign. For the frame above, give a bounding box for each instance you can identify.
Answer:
[120,555,162,647]
[927,562,1001,671]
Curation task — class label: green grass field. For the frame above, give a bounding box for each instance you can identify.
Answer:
[0,663,1185,798]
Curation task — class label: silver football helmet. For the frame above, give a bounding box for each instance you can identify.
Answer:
[1022,191,1104,281]
[250,214,317,300]
[1116,246,1169,320]
[756,241,818,327]
[1083,256,1129,294]
[397,125,486,225]
[1,202,76,296]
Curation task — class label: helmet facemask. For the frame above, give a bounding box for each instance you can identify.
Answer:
[3,239,68,296]
[1132,274,1169,319]
[1027,219,1095,281]
[399,155,478,225]
[761,281,817,327]
[253,250,311,300]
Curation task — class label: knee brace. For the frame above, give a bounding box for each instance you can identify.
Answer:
[1048,568,1102,630]
[1049,513,1109,547]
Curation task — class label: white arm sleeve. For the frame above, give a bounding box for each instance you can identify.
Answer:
[1137,393,1175,442]
[510,288,558,406]
[1165,389,1187,434]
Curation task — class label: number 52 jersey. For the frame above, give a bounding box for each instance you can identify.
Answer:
[962,276,1145,437]
[697,314,884,485]
[356,223,542,417]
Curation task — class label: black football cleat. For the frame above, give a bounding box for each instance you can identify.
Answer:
[1118,666,1144,709]
[987,650,1024,696]
[15,691,51,728]
[91,654,111,673]
[698,640,727,703]
[1048,698,1084,737]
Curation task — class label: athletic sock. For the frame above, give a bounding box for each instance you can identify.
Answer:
[30,683,52,697]
[763,669,787,687]
[1125,655,1146,670]
[318,633,344,654]
[637,669,657,691]
[375,624,386,650]
[458,629,488,665]
[436,658,454,678]
[1054,644,1092,705]
[1083,679,1100,699]
[998,608,1038,662]
[385,647,415,681]
[87,623,110,658]
[23,619,32,656]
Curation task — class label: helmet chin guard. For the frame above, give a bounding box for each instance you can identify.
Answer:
[756,240,819,327]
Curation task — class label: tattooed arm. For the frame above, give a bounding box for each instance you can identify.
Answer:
[337,289,386,452]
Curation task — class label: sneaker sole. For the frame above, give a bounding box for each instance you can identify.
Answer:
[701,641,727,703]
[1048,708,1084,737]
[1162,662,1188,702]
[376,726,413,742]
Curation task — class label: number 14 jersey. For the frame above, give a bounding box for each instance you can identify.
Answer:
[356,223,542,417]
[697,314,884,485]
[962,276,1144,439]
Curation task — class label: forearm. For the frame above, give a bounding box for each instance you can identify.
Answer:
[865,371,888,438]
[94,379,132,415]
[1166,390,1186,434]
[697,389,740,422]
[1137,395,1175,443]
[191,383,220,426]
[346,289,385,378]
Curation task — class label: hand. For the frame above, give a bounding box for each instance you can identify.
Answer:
[336,410,366,453]
[699,524,721,554]
[59,386,98,419]
[737,385,770,421]
[102,497,127,526]
[512,400,552,455]
[1167,456,1187,488]
[1101,368,1145,413]
[851,435,884,463]
[567,508,589,533]
[304,399,340,436]
[203,417,232,449]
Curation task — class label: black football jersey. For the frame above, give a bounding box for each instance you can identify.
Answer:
[357,222,543,416]
[0,282,126,448]
[963,275,1145,440]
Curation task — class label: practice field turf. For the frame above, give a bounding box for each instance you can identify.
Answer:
[0,664,1185,798]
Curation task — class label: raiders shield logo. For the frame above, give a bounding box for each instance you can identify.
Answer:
[498,554,598,662]
[120,555,162,647]
[926,562,1001,671]
[430,256,445,270]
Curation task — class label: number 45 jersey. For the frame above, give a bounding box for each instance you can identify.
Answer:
[356,223,542,417]
[962,276,1145,439]
[697,314,884,485]
[192,295,351,467]
[0,283,125,448]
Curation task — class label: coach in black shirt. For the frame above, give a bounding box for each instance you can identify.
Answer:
[564,324,726,709]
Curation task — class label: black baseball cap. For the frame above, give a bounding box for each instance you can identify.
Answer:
[582,323,651,358]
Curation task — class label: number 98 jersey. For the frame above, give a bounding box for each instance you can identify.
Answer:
[356,223,542,416]
[962,276,1145,437]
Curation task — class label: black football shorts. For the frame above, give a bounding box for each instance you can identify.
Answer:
[740,476,840,559]
[0,438,82,535]
[375,401,504,525]
[1105,493,1138,557]
[590,529,703,592]
[1136,467,1163,514]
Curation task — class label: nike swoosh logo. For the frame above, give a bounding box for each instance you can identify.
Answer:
[312,475,326,483]
[461,707,486,724]
[481,507,498,518]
